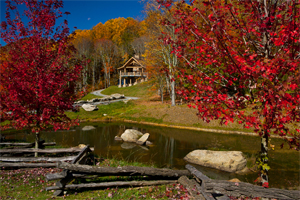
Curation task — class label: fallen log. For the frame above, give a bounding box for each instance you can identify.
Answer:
[178,176,206,200]
[186,164,300,200]
[204,179,300,200]
[0,147,94,154]
[46,180,177,191]
[0,156,76,162]
[57,162,191,179]
[0,162,57,168]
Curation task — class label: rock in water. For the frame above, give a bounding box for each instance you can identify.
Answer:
[184,150,247,173]
[82,104,99,111]
[82,126,96,131]
[136,133,150,145]
[114,136,123,141]
[120,129,143,142]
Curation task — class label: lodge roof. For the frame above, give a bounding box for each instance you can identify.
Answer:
[117,57,145,70]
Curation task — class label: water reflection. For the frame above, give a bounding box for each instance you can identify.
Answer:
[3,122,299,189]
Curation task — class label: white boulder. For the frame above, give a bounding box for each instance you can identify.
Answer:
[120,129,143,142]
[136,133,150,145]
[82,104,99,111]
[184,150,247,173]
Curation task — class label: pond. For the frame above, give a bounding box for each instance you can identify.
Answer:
[3,122,299,189]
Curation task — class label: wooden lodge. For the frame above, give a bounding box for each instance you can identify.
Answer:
[117,56,148,87]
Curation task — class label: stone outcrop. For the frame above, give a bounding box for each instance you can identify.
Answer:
[110,93,125,99]
[120,129,143,143]
[184,150,247,173]
[136,133,150,145]
[82,104,98,111]
[74,93,125,105]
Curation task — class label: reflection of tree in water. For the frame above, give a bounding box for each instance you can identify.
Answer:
[207,137,224,151]
[163,137,175,168]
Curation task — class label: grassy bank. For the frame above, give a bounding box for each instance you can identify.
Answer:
[100,81,155,98]
[67,81,254,134]
[0,158,190,199]
[71,81,300,136]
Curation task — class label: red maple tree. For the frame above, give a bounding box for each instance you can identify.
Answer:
[0,0,82,156]
[158,0,300,186]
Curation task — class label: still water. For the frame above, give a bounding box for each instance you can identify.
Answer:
[4,122,299,189]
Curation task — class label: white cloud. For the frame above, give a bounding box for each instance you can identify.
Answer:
[88,18,91,21]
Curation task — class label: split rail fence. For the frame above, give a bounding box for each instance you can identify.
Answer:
[45,147,300,199]
[1,142,298,199]
[0,141,93,168]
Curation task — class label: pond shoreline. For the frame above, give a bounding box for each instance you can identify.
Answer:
[79,117,287,139]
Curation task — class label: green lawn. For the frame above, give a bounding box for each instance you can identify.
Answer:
[101,81,155,98]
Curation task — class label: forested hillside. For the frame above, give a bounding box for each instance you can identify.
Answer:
[70,0,179,105]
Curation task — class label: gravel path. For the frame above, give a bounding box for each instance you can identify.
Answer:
[91,89,139,100]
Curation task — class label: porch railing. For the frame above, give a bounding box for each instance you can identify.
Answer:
[120,72,148,77]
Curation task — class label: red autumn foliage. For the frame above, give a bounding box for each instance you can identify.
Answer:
[0,0,82,132]
[158,0,299,185]
[158,0,300,149]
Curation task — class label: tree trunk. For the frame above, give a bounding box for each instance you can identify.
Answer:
[260,132,269,186]
[93,58,95,90]
[171,79,176,106]
[166,76,170,96]
[34,132,40,157]
[161,88,164,103]
[104,65,107,88]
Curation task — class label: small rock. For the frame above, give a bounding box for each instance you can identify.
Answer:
[78,144,86,148]
[120,129,143,142]
[136,133,150,145]
[114,136,123,141]
[82,104,99,111]
[82,126,96,131]
[228,178,241,182]
[145,141,153,146]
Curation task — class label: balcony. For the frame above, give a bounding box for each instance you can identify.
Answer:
[120,72,148,77]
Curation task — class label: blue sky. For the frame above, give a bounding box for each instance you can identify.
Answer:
[0,0,146,45]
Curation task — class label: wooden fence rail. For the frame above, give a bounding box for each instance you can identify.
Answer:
[45,146,190,196]
[184,164,300,200]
